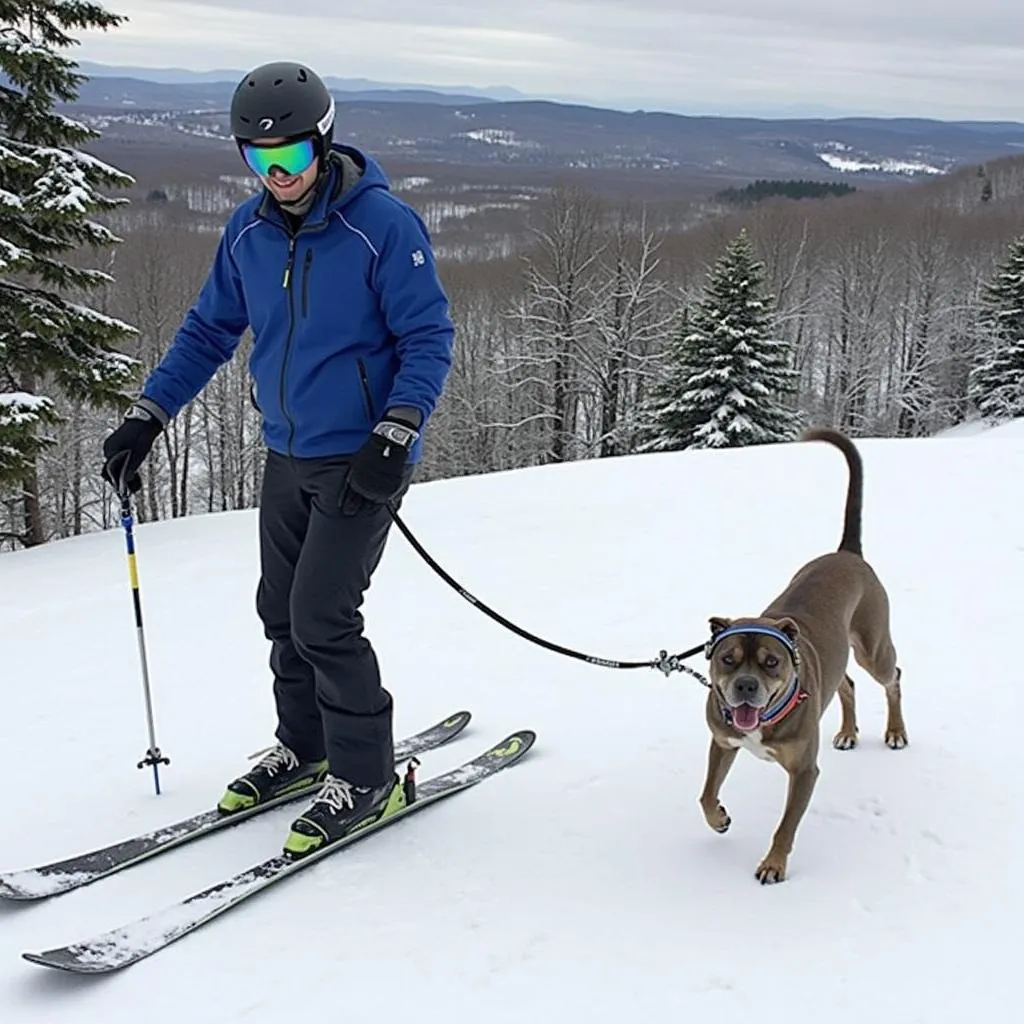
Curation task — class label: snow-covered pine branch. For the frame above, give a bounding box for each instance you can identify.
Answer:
[0,0,135,545]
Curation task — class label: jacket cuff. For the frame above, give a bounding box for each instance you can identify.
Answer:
[384,405,423,429]
[135,395,170,428]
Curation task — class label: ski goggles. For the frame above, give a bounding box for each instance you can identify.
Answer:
[239,135,318,178]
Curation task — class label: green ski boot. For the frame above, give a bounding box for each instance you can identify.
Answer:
[217,744,328,814]
[283,774,406,858]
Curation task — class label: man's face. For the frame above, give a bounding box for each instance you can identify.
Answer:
[242,135,320,203]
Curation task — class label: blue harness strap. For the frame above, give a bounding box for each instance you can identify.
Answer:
[705,623,799,661]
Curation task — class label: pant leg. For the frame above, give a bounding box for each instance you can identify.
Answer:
[255,452,325,763]
[289,460,411,787]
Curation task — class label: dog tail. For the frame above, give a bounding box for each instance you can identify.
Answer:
[802,427,863,556]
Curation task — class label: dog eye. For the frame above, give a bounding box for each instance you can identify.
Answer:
[764,655,779,669]
[721,653,735,667]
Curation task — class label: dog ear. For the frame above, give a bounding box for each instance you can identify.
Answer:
[709,616,732,636]
[774,617,800,646]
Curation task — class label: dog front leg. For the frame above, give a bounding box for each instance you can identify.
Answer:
[755,762,820,884]
[699,740,738,833]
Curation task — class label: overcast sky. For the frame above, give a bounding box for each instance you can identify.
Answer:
[75,0,1024,119]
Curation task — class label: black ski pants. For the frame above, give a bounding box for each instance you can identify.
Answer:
[255,450,411,787]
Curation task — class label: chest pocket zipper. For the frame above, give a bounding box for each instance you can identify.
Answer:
[357,357,376,421]
[301,249,313,318]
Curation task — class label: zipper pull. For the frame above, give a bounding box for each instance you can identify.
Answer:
[282,238,296,288]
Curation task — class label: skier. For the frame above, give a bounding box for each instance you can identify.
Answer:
[100,61,454,857]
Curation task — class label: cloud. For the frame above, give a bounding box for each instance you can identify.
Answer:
[76,0,1024,118]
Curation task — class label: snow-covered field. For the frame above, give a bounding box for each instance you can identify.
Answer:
[1,426,1021,1022]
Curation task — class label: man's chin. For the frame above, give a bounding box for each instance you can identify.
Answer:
[273,182,316,205]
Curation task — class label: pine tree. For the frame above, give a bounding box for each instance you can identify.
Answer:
[967,236,1024,423]
[639,231,801,451]
[0,1,136,541]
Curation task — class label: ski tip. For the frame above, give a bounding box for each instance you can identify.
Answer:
[486,730,537,763]
[22,950,95,974]
[442,710,472,728]
[1,870,83,902]
[23,947,123,974]
[0,881,44,902]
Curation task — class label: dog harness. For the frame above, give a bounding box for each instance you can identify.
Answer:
[705,624,809,728]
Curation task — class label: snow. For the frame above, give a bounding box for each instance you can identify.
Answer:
[816,150,946,176]
[457,128,538,148]
[933,416,990,437]
[66,303,137,335]
[0,392,53,425]
[0,27,50,63]
[0,234,29,271]
[985,417,1024,438]
[0,140,38,171]
[393,175,433,191]
[1,422,1023,1020]
[0,869,93,900]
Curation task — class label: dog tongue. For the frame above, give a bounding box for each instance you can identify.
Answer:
[732,704,761,731]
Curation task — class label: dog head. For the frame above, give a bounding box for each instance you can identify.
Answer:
[705,616,800,732]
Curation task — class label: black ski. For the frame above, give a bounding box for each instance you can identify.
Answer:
[0,711,471,902]
[22,729,535,974]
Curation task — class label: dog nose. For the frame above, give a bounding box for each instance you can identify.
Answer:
[734,676,760,700]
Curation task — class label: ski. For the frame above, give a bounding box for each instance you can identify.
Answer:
[0,710,471,902]
[22,729,535,974]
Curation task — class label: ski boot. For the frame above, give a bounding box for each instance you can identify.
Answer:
[283,773,406,858]
[217,744,328,814]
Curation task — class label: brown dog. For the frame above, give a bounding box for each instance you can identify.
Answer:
[698,427,907,884]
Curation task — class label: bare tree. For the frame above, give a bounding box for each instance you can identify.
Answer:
[513,184,604,462]
[109,217,216,519]
[578,207,676,456]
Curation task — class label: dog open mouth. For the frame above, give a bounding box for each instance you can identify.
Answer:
[731,704,762,731]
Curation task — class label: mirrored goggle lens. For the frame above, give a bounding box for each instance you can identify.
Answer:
[241,137,317,177]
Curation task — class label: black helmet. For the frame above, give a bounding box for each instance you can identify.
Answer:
[230,61,335,145]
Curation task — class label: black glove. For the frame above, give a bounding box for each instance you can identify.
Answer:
[341,415,419,513]
[101,403,164,495]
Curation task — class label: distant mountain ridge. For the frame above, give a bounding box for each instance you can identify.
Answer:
[67,62,1024,183]
[76,61,524,103]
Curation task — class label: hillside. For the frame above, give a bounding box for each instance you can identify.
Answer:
[1,427,1021,1020]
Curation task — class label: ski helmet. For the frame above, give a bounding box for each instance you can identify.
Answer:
[229,61,335,147]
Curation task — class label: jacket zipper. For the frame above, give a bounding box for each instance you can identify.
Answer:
[280,235,299,456]
[301,249,313,319]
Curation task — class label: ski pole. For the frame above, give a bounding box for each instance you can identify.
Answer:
[118,491,170,794]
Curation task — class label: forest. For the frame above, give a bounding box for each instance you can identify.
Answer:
[4,4,1024,547]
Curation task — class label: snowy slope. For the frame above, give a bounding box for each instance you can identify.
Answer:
[1,428,1022,1022]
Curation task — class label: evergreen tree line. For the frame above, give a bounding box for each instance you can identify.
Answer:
[714,179,857,206]
[3,1,1024,547]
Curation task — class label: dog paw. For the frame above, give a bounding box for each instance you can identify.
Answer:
[755,855,787,885]
[704,804,731,833]
[885,730,908,750]
[832,730,858,751]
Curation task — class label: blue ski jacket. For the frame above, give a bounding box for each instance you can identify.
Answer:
[141,145,454,462]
